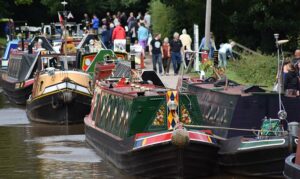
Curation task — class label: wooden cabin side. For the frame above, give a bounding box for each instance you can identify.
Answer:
[31,71,92,99]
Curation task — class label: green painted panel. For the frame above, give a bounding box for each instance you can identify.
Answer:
[88,49,115,73]
[179,94,203,126]
[93,90,205,138]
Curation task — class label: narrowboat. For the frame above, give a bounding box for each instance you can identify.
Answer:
[85,70,220,178]
[218,118,297,177]
[76,34,116,74]
[0,36,56,104]
[185,78,300,138]
[26,55,93,124]
[1,52,39,104]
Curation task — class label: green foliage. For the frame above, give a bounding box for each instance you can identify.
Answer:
[157,0,300,54]
[149,0,177,38]
[14,0,32,5]
[40,0,149,15]
[40,0,61,15]
[228,55,277,88]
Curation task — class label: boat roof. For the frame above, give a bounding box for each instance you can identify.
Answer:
[76,34,100,49]
[30,36,56,52]
[20,26,42,32]
[100,82,167,98]
[189,80,269,96]
[98,70,166,97]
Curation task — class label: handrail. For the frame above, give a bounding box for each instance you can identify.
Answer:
[232,41,263,57]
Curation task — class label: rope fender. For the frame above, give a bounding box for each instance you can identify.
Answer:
[171,123,190,147]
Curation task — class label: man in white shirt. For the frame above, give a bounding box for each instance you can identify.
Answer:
[218,41,235,68]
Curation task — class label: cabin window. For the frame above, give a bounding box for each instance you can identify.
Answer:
[39,81,44,91]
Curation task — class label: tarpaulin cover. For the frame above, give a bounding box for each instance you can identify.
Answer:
[8,53,38,81]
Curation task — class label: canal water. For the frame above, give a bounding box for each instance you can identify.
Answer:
[0,92,268,179]
[0,92,133,179]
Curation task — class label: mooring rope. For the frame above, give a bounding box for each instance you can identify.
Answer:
[183,124,286,134]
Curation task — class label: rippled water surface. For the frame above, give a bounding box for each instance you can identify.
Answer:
[0,92,132,179]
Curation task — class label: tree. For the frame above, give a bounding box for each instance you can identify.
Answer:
[14,0,33,5]
[149,0,177,38]
[157,0,300,53]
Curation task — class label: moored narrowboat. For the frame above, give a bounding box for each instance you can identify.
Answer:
[218,118,297,177]
[85,72,220,178]
[185,78,300,138]
[26,55,93,124]
[1,53,39,104]
[0,36,57,104]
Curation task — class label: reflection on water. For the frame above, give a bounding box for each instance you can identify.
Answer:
[0,93,131,179]
[32,135,101,163]
[0,108,29,126]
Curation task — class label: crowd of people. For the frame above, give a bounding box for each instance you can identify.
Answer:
[4,19,15,42]
[81,11,151,50]
[3,11,236,76]
[282,49,300,97]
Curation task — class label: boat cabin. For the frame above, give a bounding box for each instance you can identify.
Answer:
[90,71,202,138]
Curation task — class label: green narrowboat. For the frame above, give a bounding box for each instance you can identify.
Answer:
[85,71,220,178]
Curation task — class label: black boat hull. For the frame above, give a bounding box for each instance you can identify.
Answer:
[284,154,300,179]
[1,78,32,105]
[27,90,91,124]
[219,137,291,177]
[85,121,220,178]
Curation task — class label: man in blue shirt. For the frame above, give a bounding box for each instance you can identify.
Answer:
[199,32,216,59]
[92,14,100,35]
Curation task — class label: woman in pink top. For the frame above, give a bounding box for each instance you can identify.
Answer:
[162,37,171,75]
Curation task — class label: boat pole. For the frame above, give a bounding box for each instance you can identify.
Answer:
[204,0,212,50]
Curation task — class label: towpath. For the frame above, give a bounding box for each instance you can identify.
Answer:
[143,55,179,89]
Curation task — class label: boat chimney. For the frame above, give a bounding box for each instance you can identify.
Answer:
[21,37,25,51]
[130,54,136,70]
